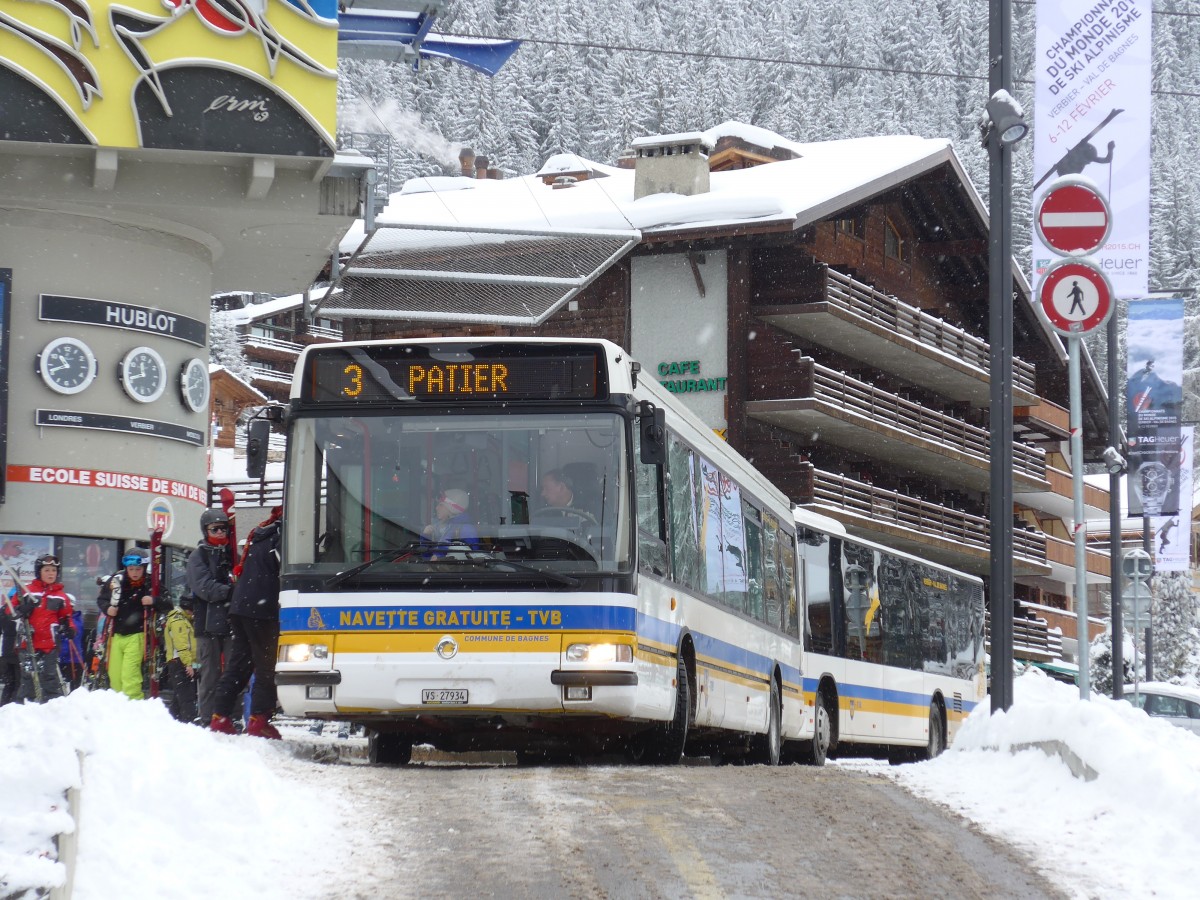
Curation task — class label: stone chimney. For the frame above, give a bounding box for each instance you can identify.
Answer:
[458,147,475,177]
[630,133,713,200]
[474,155,489,179]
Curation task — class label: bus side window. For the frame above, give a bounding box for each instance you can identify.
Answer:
[802,537,833,653]
[742,500,765,623]
[634,426,667,576]
[667,435,704,593]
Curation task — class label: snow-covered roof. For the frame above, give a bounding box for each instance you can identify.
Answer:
[215,292,306,325]
[340,129,962,254]
[210,364,269,401]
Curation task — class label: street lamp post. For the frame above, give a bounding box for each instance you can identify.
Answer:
[984,0,1027,713]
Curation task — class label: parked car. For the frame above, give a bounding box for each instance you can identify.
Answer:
[1124,682,1200,736]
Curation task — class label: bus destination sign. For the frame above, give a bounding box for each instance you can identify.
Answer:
[302,344,607,403]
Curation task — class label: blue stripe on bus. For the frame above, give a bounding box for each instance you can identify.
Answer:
[800,676,980,713]
[281,604,639,632]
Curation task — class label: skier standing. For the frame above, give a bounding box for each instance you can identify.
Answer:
[187,509,236,725]
[18,556,76,702]
[96,551,168,700]
[210,511,282,738]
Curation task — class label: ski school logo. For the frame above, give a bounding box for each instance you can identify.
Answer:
[147,497,173,538]
[1036,258,1053,275]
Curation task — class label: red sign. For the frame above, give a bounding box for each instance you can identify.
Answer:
[1035,178,1111,255]
[1037,258,1114,336]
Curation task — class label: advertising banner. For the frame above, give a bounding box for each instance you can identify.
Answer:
[1033,0,1152,298]
[1152,427,1192,573]
[1126,298,1184,517]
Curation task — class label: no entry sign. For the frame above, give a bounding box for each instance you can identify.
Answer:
[1035,177,1111,256]
[1037,258,1114,336]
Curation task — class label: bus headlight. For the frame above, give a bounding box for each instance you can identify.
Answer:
[279,643,329,664]
[565,643,633,664]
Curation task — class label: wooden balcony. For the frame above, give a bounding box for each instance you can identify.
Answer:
[1015,398,1070,442]
[1015,464,1109,521]
[756,267,1038,407]
[985,609,1064,664]
[746,358,1048,494]
[1043,534,1111,581]
[794,464,1051,578]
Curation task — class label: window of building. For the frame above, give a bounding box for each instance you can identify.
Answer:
[835,213,865,240]
[884,218,910,264]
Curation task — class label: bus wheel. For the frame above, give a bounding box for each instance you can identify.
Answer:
[368,730,412,766]
[920,703,945,761]
[754,679,782,765]
[644,654,691,764]
[800,694,830,766]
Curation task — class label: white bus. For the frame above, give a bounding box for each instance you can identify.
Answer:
[793,509,986,763]
[269,337,815,764]
[263,336,983,765]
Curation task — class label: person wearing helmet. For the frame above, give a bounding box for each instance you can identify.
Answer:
[16,555,76,702]
[186,508,236,724]
[96,550,169,701]
[1,572,35,705]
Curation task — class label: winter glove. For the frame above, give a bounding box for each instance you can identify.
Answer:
[17,596,35,617]
[62,620,76,639]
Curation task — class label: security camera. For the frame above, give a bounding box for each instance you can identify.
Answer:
[1102,446,1126,474]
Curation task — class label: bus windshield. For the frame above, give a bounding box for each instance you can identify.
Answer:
[284,410,630,581]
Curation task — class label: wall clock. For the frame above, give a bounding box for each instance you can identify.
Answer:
[119,346,167,403]
[38,337,98,395]
[180,357,210,413]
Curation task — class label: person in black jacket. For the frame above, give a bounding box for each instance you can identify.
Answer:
[96,550,170,700]
[1,574,35,705]
[210,509,282,739]
[186,509,236,724]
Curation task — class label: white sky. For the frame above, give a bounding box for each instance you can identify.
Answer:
[2,671,1197,899]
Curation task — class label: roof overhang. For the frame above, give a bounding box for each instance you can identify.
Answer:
[314,222,640,326]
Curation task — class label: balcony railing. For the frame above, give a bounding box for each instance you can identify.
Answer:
[800,359,1046,483]
[824,269,1038,396]
[240,333,303,354]
[305,323,343,341]
[799,465,1048,567]
[247,365,293,384]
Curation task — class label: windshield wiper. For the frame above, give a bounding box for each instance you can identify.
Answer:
[322,541,431,589]
[428,556,581,588]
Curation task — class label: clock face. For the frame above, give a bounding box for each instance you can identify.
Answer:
[180,358,209,413]
[119,346,167,403]
[38,337,98,395]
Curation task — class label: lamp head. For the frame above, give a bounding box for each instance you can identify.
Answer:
[985,91,1028,146]
[1102,445,1127,475]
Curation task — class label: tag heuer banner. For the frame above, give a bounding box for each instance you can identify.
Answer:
[1033,0,1152,298]
[1126,298,1185,517]
[1153,427,1192,573]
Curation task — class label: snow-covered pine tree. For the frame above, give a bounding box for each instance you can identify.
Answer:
[1151,572,1200,685]
[209,303,252,382]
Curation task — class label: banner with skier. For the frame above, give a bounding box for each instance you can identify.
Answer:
[1125,297,1184,518]
[1152,427,1192,573]
[1033,0,1152,298]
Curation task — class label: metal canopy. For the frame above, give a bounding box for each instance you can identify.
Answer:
[315,222,640,326]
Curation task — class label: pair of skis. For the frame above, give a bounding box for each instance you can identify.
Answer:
[143,525,164,698]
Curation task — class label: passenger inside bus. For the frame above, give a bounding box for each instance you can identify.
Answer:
[421,489,481,552]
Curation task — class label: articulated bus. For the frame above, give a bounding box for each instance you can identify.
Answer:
[266,337,983,765]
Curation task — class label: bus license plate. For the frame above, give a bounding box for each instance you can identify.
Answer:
[421,688,468,705]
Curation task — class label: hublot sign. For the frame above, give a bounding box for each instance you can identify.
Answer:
[39,294,207,347]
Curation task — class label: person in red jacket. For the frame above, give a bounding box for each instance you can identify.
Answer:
[18,555,75,702]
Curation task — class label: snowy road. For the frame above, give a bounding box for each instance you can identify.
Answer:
[298,753,1064,900]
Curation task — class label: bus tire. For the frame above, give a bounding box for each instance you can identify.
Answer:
[920,702,945,761]
[754,678,783,765]
[800,692,830,766]
[644,653,690,764]
[368,730,412,766]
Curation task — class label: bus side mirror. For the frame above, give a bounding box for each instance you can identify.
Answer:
[246,419,271,480]
[638,403,666,465]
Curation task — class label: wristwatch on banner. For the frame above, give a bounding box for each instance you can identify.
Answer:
[1133,460,1173,514]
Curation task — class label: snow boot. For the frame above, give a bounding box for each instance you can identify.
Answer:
[246,714,282,740]
[209,714,236,735]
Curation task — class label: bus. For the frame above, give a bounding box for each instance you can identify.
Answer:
[261,336,983,765]
[792,508,986,763]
